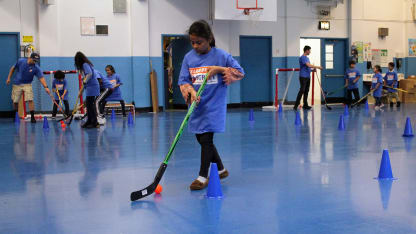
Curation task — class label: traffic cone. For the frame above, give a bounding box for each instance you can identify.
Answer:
[375,149,396,180]
[294,111,301,126]
[43,116,49,129]
[14,112,20,124]
[343,105,349,116]
[206,163,223,199]
[403,117,414,137]
[249,109,254,122]
[128,112,134,125]
[111,109,115,120]
[338,115,345,130]
[278,102,283,113]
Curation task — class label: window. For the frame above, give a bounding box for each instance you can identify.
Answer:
[325,44,334,69]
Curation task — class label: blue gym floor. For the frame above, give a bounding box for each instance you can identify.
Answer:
[1,105,416,234]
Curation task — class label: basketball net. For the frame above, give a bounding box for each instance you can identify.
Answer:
[242,8,263,27]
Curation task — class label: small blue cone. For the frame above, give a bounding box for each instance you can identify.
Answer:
[365,100,369,110]
[338,115,345,130]
[248,109,254,122]
[111,109,115,120]
[294,111,301,126]
[403,117,414,137]
[375,149,396,180]
[343,105,349,116]
[14,112,20,124]
[206,163,223,199]
[278,103,283,113]
[43,116,49,129]
[128,112,134,125]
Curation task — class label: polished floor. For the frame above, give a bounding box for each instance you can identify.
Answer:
[1,105,416,234]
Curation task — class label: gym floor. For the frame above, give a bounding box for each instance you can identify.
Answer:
[1,105,416,233]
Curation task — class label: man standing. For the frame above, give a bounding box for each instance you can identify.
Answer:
[6,53,51,123]
[294,46,322,110]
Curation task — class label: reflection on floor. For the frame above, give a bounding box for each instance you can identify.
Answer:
[1,105,416,233]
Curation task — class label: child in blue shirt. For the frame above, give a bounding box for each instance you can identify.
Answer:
[74,52,100,128]
[103,65,126,117]
[51,70,70,118]
[345,60,361,107]
[179,20,244,190]
[371,65,384,110]
[384,62,400,108]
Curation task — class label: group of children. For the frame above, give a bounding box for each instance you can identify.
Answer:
[52,53,126,128]
[345,61,400,110]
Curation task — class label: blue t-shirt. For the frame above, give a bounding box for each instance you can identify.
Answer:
[372,73,384,98]
[95,70,113,89]
[299,55,311,78]
[345,68,361,90]
[52,79,68,100]
[384,70,398,93]
[82,63,100,97]
[13,58,43,85]
[106,74,123,101]
[178,47,244,134]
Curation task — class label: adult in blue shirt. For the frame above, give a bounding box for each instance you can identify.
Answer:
[345,60,361,107]
[294,46,322,111]
[6,53,51,123]
[384,62,400,108]
[74,52,100,128]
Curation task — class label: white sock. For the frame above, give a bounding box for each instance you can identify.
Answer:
[197,176,207,183]
[218,168,226,174]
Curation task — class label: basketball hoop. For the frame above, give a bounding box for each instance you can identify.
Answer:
[242,7,263,15]
[236,0,263,24]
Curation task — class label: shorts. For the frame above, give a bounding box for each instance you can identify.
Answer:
[12,84,33,103]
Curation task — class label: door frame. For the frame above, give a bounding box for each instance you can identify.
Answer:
[161,34,188,110]
[239,35,272,105]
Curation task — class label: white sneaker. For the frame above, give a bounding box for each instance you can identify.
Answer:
[97,116,106,125]
[375,106,380,111]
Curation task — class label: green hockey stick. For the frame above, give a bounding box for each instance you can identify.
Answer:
[130,73,209,201]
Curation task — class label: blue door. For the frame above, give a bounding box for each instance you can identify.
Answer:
[0,33,19,111]
[240,36,272,103]
[170,37,192,107]
[321,39,347,102]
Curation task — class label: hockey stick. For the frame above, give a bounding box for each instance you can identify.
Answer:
[315,71,332,110]
[48,92,67,118]
[351,90,373,107]
[383,85,415,94]
[325,85,347,96]
[65,80,86,125]
[130,74,209,201]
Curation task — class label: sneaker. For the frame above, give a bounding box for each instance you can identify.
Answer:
[81,122,90,128]
[375,106,380,111]
[189,179,209,190]
[380,103,384,108]
[293,105,298,111]
[84,123,99,129]
[219,169,229,180]
[302,105,312,110]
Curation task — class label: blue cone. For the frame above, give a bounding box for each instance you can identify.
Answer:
[376,149,396,180]
[365,100,369,110]
[43,116,49,129]
[249,109,254,122]
[128,112,134,125]
[403,117,414,137]
[338,115,345,130]
[14,112,20,124]
[343,105,349,116]
[206,163,223,199]
[294,111,301,126]
[111,109,115,120]
[278,103,283,113]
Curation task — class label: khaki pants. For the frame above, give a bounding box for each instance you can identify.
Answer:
[384,91,400,103]
[12,84,33,103]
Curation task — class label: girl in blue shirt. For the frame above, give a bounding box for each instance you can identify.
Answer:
[102,65,126,117]
[74,52,100,128]
[51,70,70,118]
[179,20,244,190]
[371,65,384,110]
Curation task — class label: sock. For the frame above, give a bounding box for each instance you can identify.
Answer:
[218,168,226,174]
[30,111,35,119]
[197,176,207,183]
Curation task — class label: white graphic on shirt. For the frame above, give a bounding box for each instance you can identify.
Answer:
[56,84,64,91]
[110,79,117,88]
[387,75,394,81]
[189,67,218,85]
[348,72,356,78]
[372,77,378,83]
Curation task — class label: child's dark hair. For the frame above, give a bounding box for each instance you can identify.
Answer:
[303,46,311,52]
[105,65,116,74]
[388,62,395,68]
[74,51,93,71]
[54,70,65,79]
[375,65,382,73]
[349,60,356,66]
[188,20,215,47]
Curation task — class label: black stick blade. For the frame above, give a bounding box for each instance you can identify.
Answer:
[130,183,157,201]
[326,105,332,110]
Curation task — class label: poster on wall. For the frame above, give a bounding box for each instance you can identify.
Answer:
[409,39,416,56]
[380,49,388,67]
[363,42,371,61]
[80,17,95,36]
[372,49,381,66]
[352,41,363,63]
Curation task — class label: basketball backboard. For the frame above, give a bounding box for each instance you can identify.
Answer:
[214,0,277,21]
